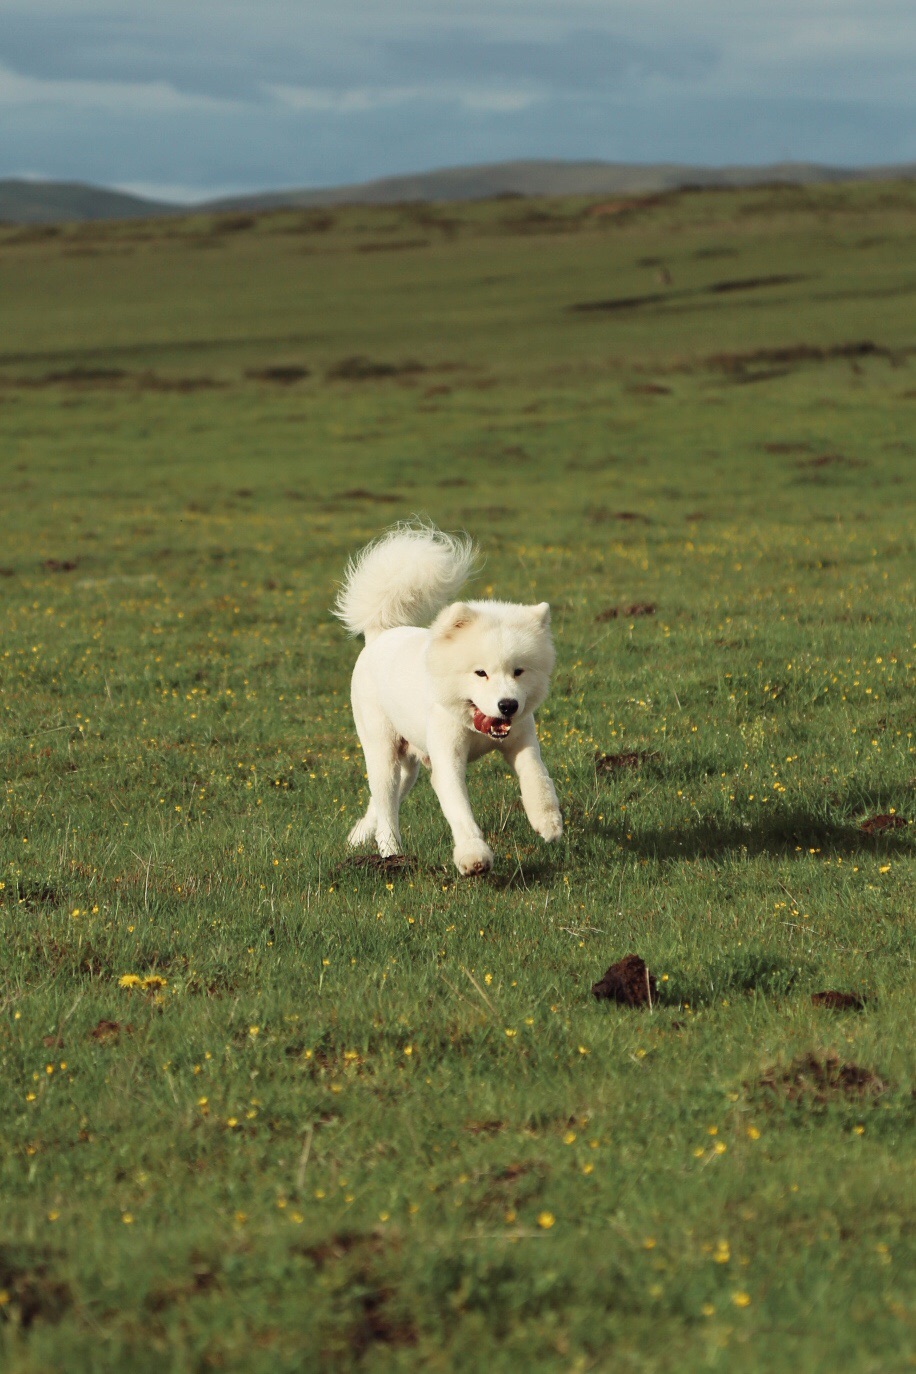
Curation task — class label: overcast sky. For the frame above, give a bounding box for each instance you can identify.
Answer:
[2,0,914,200]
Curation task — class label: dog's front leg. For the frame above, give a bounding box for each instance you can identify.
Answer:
[502,717,563,843]
[427,707,494,876]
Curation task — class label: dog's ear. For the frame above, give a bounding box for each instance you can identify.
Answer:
[431,601,477,640]
[530,602,551,628]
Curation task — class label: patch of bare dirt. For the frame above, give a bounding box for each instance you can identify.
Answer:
[756,1052,887,1105]
[335,488,401,504]
[301,1231,387,1268]
[592,954,657,1008]
[245,365,310,384]
[0,1246,71,1328]
[572,290,669,313]
[707,273,808,293]
[595,750,659,773]
[88,1019,133,1041]
[326,356,425,381]
[42,558,78,573]
[859,813,907,835]
[357,238,429,253]
[811,992,865,1011]
[797,453,866,470]
[464,1119,506,1136]
[594,601,656,622]
[351,1288,418,1355]
[0,367,221,392]
[336,854,417,875]
[707,340,889,377]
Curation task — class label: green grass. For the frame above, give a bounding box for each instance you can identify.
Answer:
[0,182,914,1372]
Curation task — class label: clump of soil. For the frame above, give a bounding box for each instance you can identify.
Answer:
[595,750,659,773]
[245,365,310,384]
[337,854,417,875]
[326,356,425,381]
[707,273,808,293]
[89,1018,133,1041]
[592,954,657,1008]
[464,1119,506,1136]
[811,992,865,1011]
[336,488,401,503]
[0,1246,71,1327]
[595,601,656,622]
[707,340,888,378]
[859,813,906,835]
[757,1052,886,1105]
[300,1230,386,1268]
[797,453,866,470]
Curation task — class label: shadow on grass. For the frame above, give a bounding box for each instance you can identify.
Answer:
[587,795,913,862]
[659,949,808,1009]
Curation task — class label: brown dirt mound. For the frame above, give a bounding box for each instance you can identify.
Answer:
[0,1247,71,1327]
[301,1231,386,1268]
[464,1119,506,1136]
[811,992,865,1011]
[859,813,906,835]
[757,1052,886,1104]
[707,273,808,293]
[595,750,659,773]
[326,356,425,381]
[797,453,866,470]
[336,488,401,503]
[594,601,656,623]
[709,340,887,376]
[89,1018,133,1041]
[245,365,310,383]
[337,854,417,875]
[592,954,657,1008]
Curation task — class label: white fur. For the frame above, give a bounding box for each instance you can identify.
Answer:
[335,522,563,875]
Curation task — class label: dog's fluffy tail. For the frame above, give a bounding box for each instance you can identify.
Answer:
[334,521,477,641]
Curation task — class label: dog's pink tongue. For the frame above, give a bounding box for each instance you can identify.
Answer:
[473,708,496,733]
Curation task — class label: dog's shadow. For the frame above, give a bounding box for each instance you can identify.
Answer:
[583,789,912,863]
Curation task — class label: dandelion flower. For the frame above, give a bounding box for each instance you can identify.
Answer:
[537,1211,555,1230]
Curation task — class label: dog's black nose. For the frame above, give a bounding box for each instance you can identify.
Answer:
[498,698,519,718]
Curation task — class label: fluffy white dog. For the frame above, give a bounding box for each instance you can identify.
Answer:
[334,523,563,875]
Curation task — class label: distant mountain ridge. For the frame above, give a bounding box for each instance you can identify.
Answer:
[3,159,916,223]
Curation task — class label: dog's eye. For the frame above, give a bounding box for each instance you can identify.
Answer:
[474,669,487,678]
[513,668,524,678]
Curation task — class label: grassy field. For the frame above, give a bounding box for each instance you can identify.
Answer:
[0,181,914,1372]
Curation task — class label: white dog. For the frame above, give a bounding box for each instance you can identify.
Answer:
[334,523,563,875]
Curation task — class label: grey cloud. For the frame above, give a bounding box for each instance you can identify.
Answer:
[381,29,716,88]
[0,11,715,103]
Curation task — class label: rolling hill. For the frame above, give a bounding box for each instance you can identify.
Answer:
[2,159,915,223]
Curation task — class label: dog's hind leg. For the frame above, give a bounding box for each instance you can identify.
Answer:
[398,754,421,803]
[349,754,417,849]
[358,730,405,858]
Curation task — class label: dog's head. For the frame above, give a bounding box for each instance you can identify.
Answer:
[426,599,555,737]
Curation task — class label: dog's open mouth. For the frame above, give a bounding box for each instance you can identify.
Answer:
[472,708,512,740]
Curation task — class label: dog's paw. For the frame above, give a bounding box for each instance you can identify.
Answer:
[454,838,494,877]
[347,818,376,848]
[534,811,564,843]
